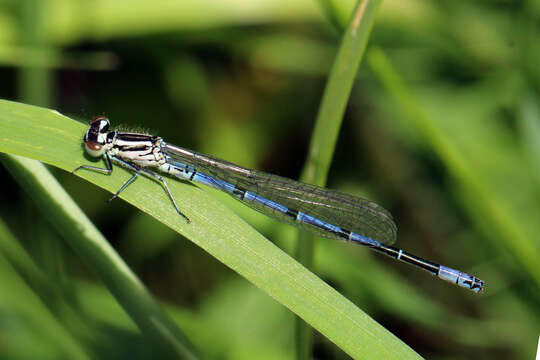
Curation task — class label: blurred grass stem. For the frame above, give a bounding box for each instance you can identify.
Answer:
[295,0,382,358]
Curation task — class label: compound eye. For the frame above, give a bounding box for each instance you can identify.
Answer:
[90,116,110,132]
[85,141,106,157]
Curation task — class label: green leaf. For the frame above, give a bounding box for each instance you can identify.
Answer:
[1,154,200,360]
[301,0,381,186]
[0,221,91,360]
[295,0,383,358]
[0,99,421,359]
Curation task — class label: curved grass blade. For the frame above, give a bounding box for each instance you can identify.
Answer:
[0,221,91,360]
[0,99,421,359]
[295,1,383,357]
[0,154,200,360]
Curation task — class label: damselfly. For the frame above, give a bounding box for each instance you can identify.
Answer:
[73,117,484,293]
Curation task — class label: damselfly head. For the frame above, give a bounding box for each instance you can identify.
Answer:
[83,116,110,157]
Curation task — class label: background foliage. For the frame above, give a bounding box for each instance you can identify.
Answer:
[0,0,538,359]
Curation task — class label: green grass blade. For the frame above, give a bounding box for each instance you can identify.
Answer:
[0,251,90,359]
[0,154,200,360]
[0,221,91,360]
[0,217,107,351]
[0,218,45,281]
[0,99,421,359]
[295,1,382,358]
[519,89,540,186]
[315,0,345,33]
[301,0,381,185]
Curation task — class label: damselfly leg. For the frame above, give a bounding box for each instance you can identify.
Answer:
[73,153,190,223]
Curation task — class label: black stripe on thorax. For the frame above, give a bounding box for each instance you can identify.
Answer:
[117,133,158,142]
[115,134,159,152]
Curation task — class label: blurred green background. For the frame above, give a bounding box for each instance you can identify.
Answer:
[0,0,539,359]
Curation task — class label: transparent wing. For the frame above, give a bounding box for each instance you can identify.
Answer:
[163,143,397,245]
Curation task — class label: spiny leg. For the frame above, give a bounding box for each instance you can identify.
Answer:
[73,154,141,203]
[73,155,142,204]
[73,155,190,222]
[139,168,191,223]
[72,153,114,175]
[111,157,190,223]
[108,172,140,202]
